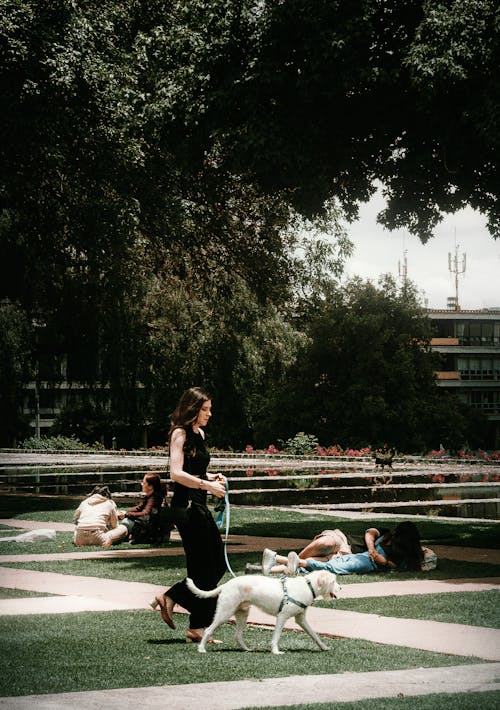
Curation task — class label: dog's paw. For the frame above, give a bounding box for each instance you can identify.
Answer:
[197,646,207,653]
[271,649,285,655]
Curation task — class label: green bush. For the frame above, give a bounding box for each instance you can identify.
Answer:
[283,432,319,455]
[19,435,104,451]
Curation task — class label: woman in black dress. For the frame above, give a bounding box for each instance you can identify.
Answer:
[151,387,226,643]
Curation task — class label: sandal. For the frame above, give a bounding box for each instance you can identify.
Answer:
[150,594,176,629]
[186,629,222,644]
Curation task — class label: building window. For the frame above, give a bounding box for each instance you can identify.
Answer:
[458,357,499,380]
[469,391,500,413]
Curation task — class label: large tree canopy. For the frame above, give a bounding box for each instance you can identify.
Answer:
[0,1,497,446]
[1,0,497,303]
[162,0,498,240]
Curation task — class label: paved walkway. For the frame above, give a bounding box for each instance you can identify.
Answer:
[1,517,499,707]
[1,664,499,710]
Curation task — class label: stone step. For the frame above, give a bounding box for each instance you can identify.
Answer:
[2,475,498,499]
[1,452,499,519]
[1,468,498,488]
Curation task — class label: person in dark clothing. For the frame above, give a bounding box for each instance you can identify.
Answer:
[116,472,165,543]
[150,386,226,644]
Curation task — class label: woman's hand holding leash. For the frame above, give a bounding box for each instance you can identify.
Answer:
[202,478,226,498]
[206,473,226,498]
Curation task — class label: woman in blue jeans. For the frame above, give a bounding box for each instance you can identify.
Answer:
[264,522,423,576]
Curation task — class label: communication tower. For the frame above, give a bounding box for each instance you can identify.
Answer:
[448,244,466,311]
[398,249,408,284]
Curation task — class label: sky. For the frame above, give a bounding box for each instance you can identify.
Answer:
[341,188,500,311]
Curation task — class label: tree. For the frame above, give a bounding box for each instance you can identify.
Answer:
[0,1,317,441]
[2,1,495,446]
[256,276,485,452]
[0,300,33,445]
[152,0,499,240]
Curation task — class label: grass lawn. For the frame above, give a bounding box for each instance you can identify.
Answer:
[2,498,499,549]
[3,539,500,585]
[1,496,499,706]
[0,609,485,697]
[329,590,500,628]
[249,693,500,710]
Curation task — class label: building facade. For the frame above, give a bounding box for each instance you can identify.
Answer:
[428,308,500,447]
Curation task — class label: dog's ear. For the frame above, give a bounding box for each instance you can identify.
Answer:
[317,571,338,599]
[316,571,331,595]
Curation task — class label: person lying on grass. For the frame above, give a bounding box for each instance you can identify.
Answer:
[263,522,426,577]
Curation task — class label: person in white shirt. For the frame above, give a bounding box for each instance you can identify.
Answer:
[73,485,124,547]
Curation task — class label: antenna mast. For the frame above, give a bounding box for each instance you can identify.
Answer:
[398,249,408,284]
[448,244,466,311]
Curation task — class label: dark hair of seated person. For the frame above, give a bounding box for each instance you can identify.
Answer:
[87,485,112,499]
[383,521,423,570]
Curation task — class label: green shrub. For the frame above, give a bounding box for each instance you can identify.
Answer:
[19,435,104,451]
[283,432,319,455]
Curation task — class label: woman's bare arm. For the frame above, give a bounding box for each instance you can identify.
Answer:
[169,428,225,498]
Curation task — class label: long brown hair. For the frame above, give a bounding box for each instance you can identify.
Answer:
[168,386,211,444]
[143,472,165,507]
[385,521,423,570]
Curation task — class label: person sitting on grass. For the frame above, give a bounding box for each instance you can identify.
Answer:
[262,522,425,577]
[113,472,166,544]
[73,485,124,547]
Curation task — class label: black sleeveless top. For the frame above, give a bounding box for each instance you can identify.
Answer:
[170,426,210,508]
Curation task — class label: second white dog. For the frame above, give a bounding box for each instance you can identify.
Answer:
[186,570,340,654]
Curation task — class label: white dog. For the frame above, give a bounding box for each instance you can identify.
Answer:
[186,570,340,654]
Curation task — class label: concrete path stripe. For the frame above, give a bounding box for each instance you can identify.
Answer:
[431,544,500,564]
[0,520,74,532]
[0,664,499,710]
[342,577,500,598]
[1,567,499,661]
[292,606,500,661]
[1,565,499,605]
[0,596,131,614]
[0,567,161,606]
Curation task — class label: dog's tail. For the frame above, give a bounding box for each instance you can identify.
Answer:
[186,577,223,599]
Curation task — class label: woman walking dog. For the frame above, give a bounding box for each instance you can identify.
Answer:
[151,387,227,643]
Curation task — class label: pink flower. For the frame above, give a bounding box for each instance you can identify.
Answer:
[266,444,280,454]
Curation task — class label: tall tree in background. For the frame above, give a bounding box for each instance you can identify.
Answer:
[0,301,33,445]
[0,1,497,445]
[256,276,485,452]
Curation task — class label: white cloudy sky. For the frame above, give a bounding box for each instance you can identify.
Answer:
[340,188,500,310]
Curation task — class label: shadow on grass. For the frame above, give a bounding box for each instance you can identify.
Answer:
[2,497,499,549]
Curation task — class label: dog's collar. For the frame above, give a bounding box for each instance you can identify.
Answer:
[278,575,316,612]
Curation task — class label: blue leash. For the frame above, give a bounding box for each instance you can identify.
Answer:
[216,480,236,578]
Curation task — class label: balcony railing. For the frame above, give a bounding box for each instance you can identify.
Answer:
[430,338,459,346]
